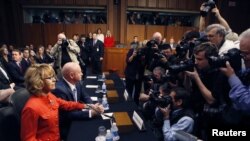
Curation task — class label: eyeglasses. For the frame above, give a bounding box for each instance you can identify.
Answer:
[44,75,56,80]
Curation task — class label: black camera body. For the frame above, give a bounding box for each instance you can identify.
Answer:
[149,94,172,108]
[208,48,242,72]
[61,39,69,48]
[201,0,216,17]
[147,39,159,49]
[168,59,194,74]
[153,52,165,60]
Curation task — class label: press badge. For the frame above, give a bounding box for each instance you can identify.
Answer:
[97,48,99,52]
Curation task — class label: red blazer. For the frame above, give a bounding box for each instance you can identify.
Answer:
[21,92,84,141]
[104,36,115,47]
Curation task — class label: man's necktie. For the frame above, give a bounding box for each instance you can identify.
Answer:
[72,88,78,102]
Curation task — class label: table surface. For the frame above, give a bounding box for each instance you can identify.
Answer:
[67,73,157,141]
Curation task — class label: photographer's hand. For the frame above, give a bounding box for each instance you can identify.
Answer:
[220,61,235,77]
[185,68,199,80]
[159,105,171,120]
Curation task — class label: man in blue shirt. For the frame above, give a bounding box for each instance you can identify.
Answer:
[158,87,194,141]
[220,28,250,113]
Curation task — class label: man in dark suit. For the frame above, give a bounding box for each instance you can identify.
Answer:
[0,61,13,89]
[7,49,25,87]
[52,62,104,140]
[90,33,104,74]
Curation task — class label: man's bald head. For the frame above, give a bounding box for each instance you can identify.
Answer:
[58,33,66,40]
[152,32,162,44]
[62,62,82,83]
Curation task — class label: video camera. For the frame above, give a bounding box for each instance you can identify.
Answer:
[208,48,242,72]
[146,39,159,49]
[200,0,216,17]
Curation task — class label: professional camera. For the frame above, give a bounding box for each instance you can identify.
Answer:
[153,52,165,59]
[168,59,194,74]
[200,0,216,17]
[208,48,242,72]
[146,39,159,50]
[61,39,69,48]
[149,94,172,108]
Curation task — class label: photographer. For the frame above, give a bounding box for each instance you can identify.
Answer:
[185,42,239,140]
[220,28,250,114]
[51,33,80,78]
[124,44,145,105]
[158,87,194,141]
[199,1,238,55]
[148,44,176,71]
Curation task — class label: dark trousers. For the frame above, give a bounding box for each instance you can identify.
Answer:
[91,60,102,74]
[125,77,142,105]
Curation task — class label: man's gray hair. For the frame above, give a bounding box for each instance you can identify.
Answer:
[206,24,227,37]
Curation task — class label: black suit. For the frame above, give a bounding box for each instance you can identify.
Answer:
[0,62,12,89]
[7,61,25,87]
[51,79,93,140]
[90,39,104,74]
[124,48,145,105]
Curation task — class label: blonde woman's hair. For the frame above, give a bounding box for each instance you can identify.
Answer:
[24,64,55,95]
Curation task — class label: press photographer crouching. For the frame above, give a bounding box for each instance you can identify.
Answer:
[154,87,195,141]
[220,28,250,126]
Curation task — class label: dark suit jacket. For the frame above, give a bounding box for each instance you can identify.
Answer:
[51,79,93,139]
[0,63,12,89]
[124,48,145,80]
[90,39,104,61]
[7,61,25,87]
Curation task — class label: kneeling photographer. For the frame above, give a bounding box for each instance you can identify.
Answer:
[154,87,194,141]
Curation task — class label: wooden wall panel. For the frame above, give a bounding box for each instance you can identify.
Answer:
[97,0,107,6]
[65,24,86,38]
[22,24,43,47]
[127,25,145,44]
[63,0,74,5]
[166,26,184,42]
[86,24,107,34]
[21,0,40,5]
[127,0,136,7]
[158,0,167,8]
[187,0,198,11]
[87,0,96,5]
[148,0,157,8]
[138,0,146,7]
[178,0,187,10]
[43,24,64,46]
[146,25,165,40]
[75,0,86,5]
[167,0,177,9]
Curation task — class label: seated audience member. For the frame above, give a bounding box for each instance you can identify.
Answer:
[104,30,115,47]
[7,49,26,87]
[52,62,104,139]
[158,87,194,141]
[21,64,88,141]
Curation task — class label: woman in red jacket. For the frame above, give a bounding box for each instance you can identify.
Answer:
[21,64,87,141]
[104,30,115,47]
